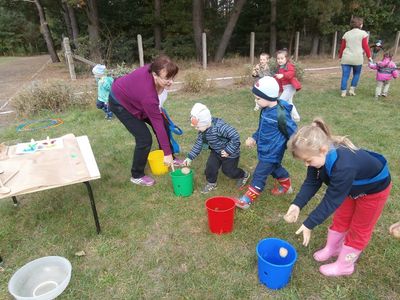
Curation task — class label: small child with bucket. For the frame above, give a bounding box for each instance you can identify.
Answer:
[235,76,297,209]
[183,103,250,194]
[284,118,392,277]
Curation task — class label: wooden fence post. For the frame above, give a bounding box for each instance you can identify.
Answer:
[63,37,76,80]
[394,31,400,57]
[294,31,300,61]
[137,34,144,67]
[332,31,338,59]
[250,32,255,65]
[202,32,207,70]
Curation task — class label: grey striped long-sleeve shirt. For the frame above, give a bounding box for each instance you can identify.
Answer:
[187,117,241,160]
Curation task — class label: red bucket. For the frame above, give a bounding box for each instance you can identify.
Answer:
[205,196,236,234]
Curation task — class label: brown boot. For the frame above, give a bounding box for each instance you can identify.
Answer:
[271,178,293,195]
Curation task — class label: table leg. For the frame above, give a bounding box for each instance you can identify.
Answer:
[83,181,101,234]
[12,196,18,207]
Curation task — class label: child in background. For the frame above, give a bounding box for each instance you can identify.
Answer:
[252,53,272,111]
[183,103,250,194]
[236,76,297,209]
[274,49,301,122]
[370,40,384,60]
[92,64,114,120]
[368,52,398,100]
[284,118,391,277]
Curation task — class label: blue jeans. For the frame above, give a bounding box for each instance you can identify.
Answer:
[341,64,362,91]
[251,161,289,192]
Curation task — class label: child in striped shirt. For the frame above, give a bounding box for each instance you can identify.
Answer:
[183,103,250,194]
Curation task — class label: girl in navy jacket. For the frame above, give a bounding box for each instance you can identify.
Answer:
[284,118,391,277]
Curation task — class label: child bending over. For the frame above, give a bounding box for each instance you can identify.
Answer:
[284,118,391,277]
[183,103,250,194]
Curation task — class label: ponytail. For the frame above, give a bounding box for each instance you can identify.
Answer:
[288,117,358,158]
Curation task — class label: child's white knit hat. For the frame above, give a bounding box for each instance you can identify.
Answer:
[92,64,106,77]
[190,103,212,127]
[252,76,279,101]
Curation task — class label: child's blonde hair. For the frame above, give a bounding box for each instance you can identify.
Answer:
[288,117,358,158]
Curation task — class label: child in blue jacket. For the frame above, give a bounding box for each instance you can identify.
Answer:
[284,118,391,277]
[92,64,114,120]
[236,76,297,209]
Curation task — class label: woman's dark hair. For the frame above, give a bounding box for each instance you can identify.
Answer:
[150,55,179,79]
[350,17,363,29]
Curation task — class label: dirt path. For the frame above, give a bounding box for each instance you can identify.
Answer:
[0,55,52,127]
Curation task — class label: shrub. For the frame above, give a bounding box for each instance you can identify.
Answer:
[12,80,93,117]
[234,64,253,86]
[183,70,208,93]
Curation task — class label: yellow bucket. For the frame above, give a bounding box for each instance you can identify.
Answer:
[148,150,168,175]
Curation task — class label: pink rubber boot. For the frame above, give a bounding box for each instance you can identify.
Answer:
[319,244,362,277]
[313,229,346,262]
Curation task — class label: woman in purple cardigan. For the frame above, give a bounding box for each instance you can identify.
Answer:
[109,55,179,186]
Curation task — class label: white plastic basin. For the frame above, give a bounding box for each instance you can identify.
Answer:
[8,256,72,300]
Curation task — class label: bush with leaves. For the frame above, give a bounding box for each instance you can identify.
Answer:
[12,80,93,117]
[183,70,208,93]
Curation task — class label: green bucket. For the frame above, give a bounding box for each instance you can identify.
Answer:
[169,169,193,197]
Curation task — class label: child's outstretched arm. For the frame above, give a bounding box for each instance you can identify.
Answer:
[186,133,204,162]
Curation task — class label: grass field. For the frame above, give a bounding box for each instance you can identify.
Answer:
[0,69,399,299]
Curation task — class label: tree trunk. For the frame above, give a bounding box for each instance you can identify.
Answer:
[61,1,73,41]
[310,34,319,56]
[34,0,60,62]
[154,0,162,50]
[67,3,80,48]
[269,0,277,55]
[193,0,204,62]
[85,0,102,61]
[214,0,247,62]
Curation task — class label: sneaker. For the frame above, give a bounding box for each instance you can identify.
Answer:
[173,158,185,167]
[236,171,250,188]
[381,93,387,97]
[130,175,155,186]
[235,195,251,209]
[201,182,217,194]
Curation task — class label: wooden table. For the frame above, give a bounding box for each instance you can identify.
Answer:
[0,135,102,234]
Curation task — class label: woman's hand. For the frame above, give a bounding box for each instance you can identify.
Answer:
[164,154,174,166]
[245,137,256,147]
[296,224,312,246]
[275,74,284,79]
[221,150,229,158]
[284,204,300,223]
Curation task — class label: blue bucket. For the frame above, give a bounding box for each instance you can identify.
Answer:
[256,238,297,290]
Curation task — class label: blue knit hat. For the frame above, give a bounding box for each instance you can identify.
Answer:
[252,76,279,101]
